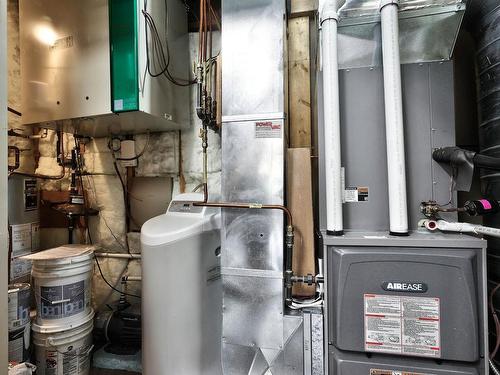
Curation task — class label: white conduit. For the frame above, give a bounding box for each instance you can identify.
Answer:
[95,253,141,259]
[422,219,500,239]
[380,0,409,235]
[321,0,343,235]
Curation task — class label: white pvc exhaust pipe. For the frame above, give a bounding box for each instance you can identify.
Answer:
[321,0,343,236]
[380,0,409,236]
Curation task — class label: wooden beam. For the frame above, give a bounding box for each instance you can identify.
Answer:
[289,0,318,17]
[287,148,316,297]
[288,16,312,148]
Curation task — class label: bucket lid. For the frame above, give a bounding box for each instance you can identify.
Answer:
[8,283,30,294]
[22,245,95,265]
[32,309,95,334]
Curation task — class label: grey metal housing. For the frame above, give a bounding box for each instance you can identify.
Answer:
[323,232,488,374]
[318,61,458,232]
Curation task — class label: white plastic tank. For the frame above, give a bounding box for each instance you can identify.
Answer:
[141,193,222,375]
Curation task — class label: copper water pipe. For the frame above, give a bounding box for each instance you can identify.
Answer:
[192,124,293,228]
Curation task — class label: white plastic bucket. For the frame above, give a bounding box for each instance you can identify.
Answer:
[8,322,31,364]
[24,245,94,326]
[8,283,31,330]
[8,363,36,375]
[32,309,94,375]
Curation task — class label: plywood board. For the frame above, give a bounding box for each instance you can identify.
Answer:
[287,148,316,297]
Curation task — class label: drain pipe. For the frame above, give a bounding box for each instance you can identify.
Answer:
[380,0,409,236]
[321,0,343,236]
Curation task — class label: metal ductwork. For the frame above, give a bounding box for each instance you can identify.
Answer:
[220,1,307,374]
[336,0,466,69]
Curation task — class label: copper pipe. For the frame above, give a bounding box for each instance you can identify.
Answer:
[198,0,205,65]
[193,126,293,227]
[194,195,293,228]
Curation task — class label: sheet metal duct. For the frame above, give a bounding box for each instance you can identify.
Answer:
[336,0,466,68]
[220,0,304,373]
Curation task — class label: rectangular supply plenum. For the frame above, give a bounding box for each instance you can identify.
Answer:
[324,232,488,374]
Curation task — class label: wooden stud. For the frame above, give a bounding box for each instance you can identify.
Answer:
[288,16,312,149]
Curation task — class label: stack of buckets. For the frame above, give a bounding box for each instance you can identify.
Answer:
[23,245,95,375]
[8,283,32,368]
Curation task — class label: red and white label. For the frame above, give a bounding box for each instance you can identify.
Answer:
[364,294,441,358]
[255,121,282,139]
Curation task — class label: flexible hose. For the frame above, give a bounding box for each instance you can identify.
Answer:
[474,154,500,170]
[491,359,500,375]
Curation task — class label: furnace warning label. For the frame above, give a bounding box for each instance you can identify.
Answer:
[370,370,435,375]
[344,186,369,202]
[364,294,440,358]
[255,121,282,139]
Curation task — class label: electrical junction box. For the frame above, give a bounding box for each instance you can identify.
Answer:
[20,0,189,137]
[324,232,488,375]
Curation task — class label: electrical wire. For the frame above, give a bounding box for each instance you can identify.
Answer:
[94,255,141,300]
[84,175,140,300]
[142,0,195,86]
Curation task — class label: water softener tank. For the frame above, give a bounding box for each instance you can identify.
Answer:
[140,193,222,375]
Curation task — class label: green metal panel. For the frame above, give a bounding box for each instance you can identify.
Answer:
[109,0,139,112]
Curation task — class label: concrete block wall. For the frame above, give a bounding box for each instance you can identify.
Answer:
[7,1,222,309]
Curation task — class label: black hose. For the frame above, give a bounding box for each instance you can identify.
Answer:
[474,154,500,170]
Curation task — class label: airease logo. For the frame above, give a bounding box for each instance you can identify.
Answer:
[381,281,428,293]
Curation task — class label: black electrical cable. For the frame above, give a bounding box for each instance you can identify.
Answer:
[94,255,141,300]
[142,0,195,86]
[74,140,139,299]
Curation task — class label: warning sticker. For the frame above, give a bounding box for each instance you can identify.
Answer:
[255,121,282,139]
[10,222,40,255]
[344,187,369,202]
[11,224,32,254]
[364,294,441,358]
[370,370,435,375]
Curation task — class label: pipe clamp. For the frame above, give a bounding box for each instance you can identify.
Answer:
[379,0,399,10]
[320,10,338,25]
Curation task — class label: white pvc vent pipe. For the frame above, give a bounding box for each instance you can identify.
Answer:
[321,0,343,235]
[380,0,409,235]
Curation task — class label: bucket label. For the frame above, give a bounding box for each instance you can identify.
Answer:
[8,335,24,363]
[10,257,32,282]
[45,351,58,375]
[8,288,30,328]
[63,344,91,375]
[364,294,441,358]
[40,280,86,319]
